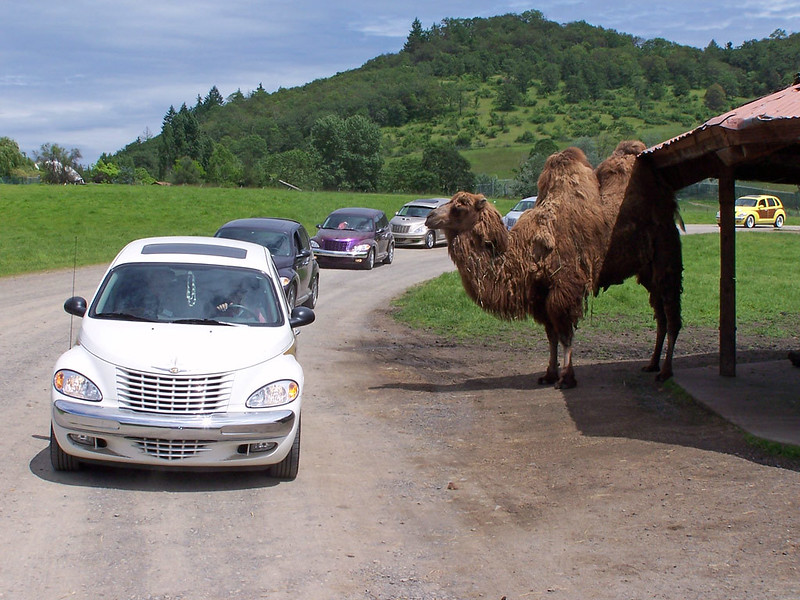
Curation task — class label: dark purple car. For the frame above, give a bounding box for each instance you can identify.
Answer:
[310,207,394,270]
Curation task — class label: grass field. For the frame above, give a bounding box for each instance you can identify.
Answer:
[3,184,799,341]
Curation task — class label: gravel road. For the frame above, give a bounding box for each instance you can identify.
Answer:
[1,244,798,600]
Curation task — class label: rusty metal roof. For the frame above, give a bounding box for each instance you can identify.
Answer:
[641,82,800,189]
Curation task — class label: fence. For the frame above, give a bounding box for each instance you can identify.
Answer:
[0,176,41,184]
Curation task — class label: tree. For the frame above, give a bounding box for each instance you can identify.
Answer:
[403,18,426,54]
[206,144,243,186]
[511,152,547,197]
[170,157,205,185]
[310,114,382,191]
[422,140,474,194]
[379,155,437,193]
[0,137,28,177]
[35,143,83,184]
[704,83,727,111]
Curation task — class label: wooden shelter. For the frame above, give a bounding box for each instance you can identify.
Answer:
[640,80,800,376]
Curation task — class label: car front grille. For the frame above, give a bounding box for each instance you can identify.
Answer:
[129,437,213,460]
[322,240,350,251]
[392,225,410,234]
[117,368,233,414]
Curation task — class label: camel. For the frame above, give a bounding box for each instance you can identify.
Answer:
[426,147,607,388]
[594,140,683,381]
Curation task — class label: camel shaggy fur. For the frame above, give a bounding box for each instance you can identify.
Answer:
[594,140,683,381]
[426,147,607,388]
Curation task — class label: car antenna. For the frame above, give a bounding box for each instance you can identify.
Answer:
[69,235,78,349]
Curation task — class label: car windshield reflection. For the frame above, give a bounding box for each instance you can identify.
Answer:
[90,263,284,326]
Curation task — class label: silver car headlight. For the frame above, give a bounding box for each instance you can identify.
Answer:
[354,243,371,253]
[410,223,427,234]
[54,369,102,401]
[246,380,299,408]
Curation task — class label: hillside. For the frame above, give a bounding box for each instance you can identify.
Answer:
[109,11,800,192]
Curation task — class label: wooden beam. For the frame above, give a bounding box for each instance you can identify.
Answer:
[718,168,736,376]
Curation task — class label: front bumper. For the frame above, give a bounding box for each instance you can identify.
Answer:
[313,248,369,260]
[51,398,297,467]
[394,233,427,246]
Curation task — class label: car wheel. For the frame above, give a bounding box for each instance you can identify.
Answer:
[269,419,300,480]
[50,426,81,471]
[775,214,785,228]
[745,215,755,228]
[383,242,395,264]
[285,284,297,308]
[362,249,374,270]
[303,276,318,309]
[424,230,435,249]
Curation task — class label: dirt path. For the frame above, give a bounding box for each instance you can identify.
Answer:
[0,247,798,599]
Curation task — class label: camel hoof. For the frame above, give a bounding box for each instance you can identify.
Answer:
[554,378,577,390]
[538,373,558,385]
[655,370,673,382]
[642,363,660,373]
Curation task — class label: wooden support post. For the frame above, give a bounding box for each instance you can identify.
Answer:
[718,168,736,377]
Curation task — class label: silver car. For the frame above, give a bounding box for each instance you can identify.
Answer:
[503,196,537,229]
[390,198,450,248]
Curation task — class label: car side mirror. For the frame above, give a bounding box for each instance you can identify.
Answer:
[289,306,315,328]
[64,296,87,317]
[297,248,311,259]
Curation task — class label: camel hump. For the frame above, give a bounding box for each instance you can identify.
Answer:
[612,140,646,157]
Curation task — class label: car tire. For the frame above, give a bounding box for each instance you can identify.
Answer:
[303,276,318,309]
[362,249,374,270]
[50,426,81,471]
[383,242,394,264]
[775,214,784,228]
[424,230,435,249]
[269,419,300,480]
[745,215,755,228]
[285,284,297,309]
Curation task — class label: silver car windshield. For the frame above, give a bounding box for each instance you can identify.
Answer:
[397,206,433,218]
[90,263,284,326]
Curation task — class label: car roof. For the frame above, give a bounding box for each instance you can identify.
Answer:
[739,194,778,201]
[327,207,385,217]
[402,197,450,208]
[216,217,302,234]
[111,236,272,270]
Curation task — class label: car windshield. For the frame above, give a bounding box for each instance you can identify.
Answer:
[217,228,292,257]
[322,215,374,232]
[90,263,283,326]
[512,200,536,211]
[736,197,758,207]
[397,205,433,218]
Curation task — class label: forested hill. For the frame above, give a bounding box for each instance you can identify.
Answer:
[108,10,800,193]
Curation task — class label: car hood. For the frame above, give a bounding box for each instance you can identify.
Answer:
[315,229,374,242]
[77,318,294,374]
[390,215,426,225]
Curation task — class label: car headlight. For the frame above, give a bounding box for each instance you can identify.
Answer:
[310,240,319,249]
[354,243,371,253]
[410,223,427,234]
[736,211,746,218]
[246,380,299,408]
[54,369,102,401]
[280,276,290,288]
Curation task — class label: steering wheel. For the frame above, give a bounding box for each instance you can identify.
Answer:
[227,304,258,319]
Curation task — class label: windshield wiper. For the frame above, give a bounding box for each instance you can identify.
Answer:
[171,318,234,326]
[94,312,156,322]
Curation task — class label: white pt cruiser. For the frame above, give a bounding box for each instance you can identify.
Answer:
[50,236,315,479]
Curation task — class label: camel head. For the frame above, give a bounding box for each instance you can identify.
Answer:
[425,191,508,253]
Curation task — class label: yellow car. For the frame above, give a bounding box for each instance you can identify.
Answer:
[716,194,787,228]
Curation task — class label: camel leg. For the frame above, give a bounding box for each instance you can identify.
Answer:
[643,291,666,374]
[656,292,681,382]
[538,325,560,385]
[556,341,577,389]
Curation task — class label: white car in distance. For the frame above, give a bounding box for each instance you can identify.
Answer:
[50,236,314,479]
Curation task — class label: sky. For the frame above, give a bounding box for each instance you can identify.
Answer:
[2,1,798,166]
